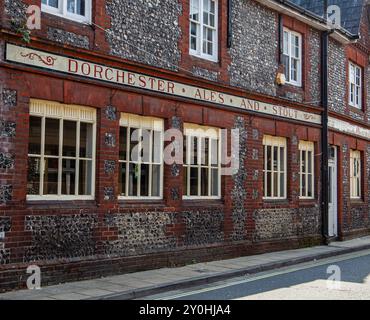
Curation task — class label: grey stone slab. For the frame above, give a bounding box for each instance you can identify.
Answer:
[49,293,91,300]
[68,280,106,289]
[73,288,114,297]
[105,278,152,288]
[93,284,135,293]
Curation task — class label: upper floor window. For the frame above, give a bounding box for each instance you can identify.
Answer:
[189,0,218,62]
[183,124,221,199]
[263,136,287,199]
[349,62,362,109]
[27,100,96,200]
[119,114,164,199]
[41,0,91,23]
[283,28,302,87]
[350,150,361,199]
[299,141,314,199]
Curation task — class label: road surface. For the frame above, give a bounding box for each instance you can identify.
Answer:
[142,250,370,300]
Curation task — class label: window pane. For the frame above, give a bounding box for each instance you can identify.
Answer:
[267,172,272,197]
[153,131,162,164]
[63,120,77,157]
[273,172,278,197]
[280,172,285,197]
[207,28,213,41]
[203,12,209,25]
[301,173,306,197]
[45,118,59,156]
[128,163,138,196]
[141,129,151,163]
[210,0,215,14]
[211,168,218,196]
[130,128,139,162]
[29,116,42,155]
[140,164,150,196]
[79,160,92,195]
[76,0,85,16]
[203,0,209,12]
[283,55,290,81]
[183,166,188,196]
[190,0,200,21]
[308,174,313,197]
[80,122,93,158]
[191,36,197,51]
[152,165,161,197]
[27,157,41,195]
[283,32,289,54]
[201,167,208,196]
[62,159,76,195]
[184,135,188,164]
[301,150,306,173]
[119,127,127,161]
[273,146,278,171]
[201,137,209,165]
[280,147,285,171]
[43,157,58,195]
[210,139,218,166]
[67,0,75,13]
[45,0,58,8]
[308,151,312,173]
[190,167,198,196]
[291,58,298,81]
[266,146,272,171]
[210,14,215,27]
[191,136,198,165]
[119,162,126,196]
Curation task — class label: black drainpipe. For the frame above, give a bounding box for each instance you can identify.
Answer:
[321,30,330,244]
[227,0,233,48]
[278,14,284,64]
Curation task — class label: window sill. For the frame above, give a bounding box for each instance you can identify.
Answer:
[189,52,219,64]
[298,198,318,207]
[262,198,290,206]
[182,198,224,208]
[350,199,365,205]
[348,105,365,114]
[26,199,97,209]
[42,9,91,25]
[118,199,166,209]
[285,81,302,88]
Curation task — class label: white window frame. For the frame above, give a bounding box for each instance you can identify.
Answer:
[350,150,362,199]
[299,141,315,199]
[189,0,218,62]
[282,28,302,87]
[118,113,164,200]
[27,99,96,201]
[263,136,287,200]
[41,0,91,23]
[349,62,362,109]
[183,124,221,200]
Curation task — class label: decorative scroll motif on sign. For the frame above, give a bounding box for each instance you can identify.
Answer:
[20,52,57,66]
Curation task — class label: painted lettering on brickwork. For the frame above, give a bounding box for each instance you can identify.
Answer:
[5,43,323,126]
[5,44,370,140]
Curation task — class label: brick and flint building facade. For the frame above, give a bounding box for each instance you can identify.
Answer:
[0,0,369,290]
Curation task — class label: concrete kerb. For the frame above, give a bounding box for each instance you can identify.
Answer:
[95,243,370,300]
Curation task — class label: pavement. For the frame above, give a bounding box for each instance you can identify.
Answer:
[1,236,370,300]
